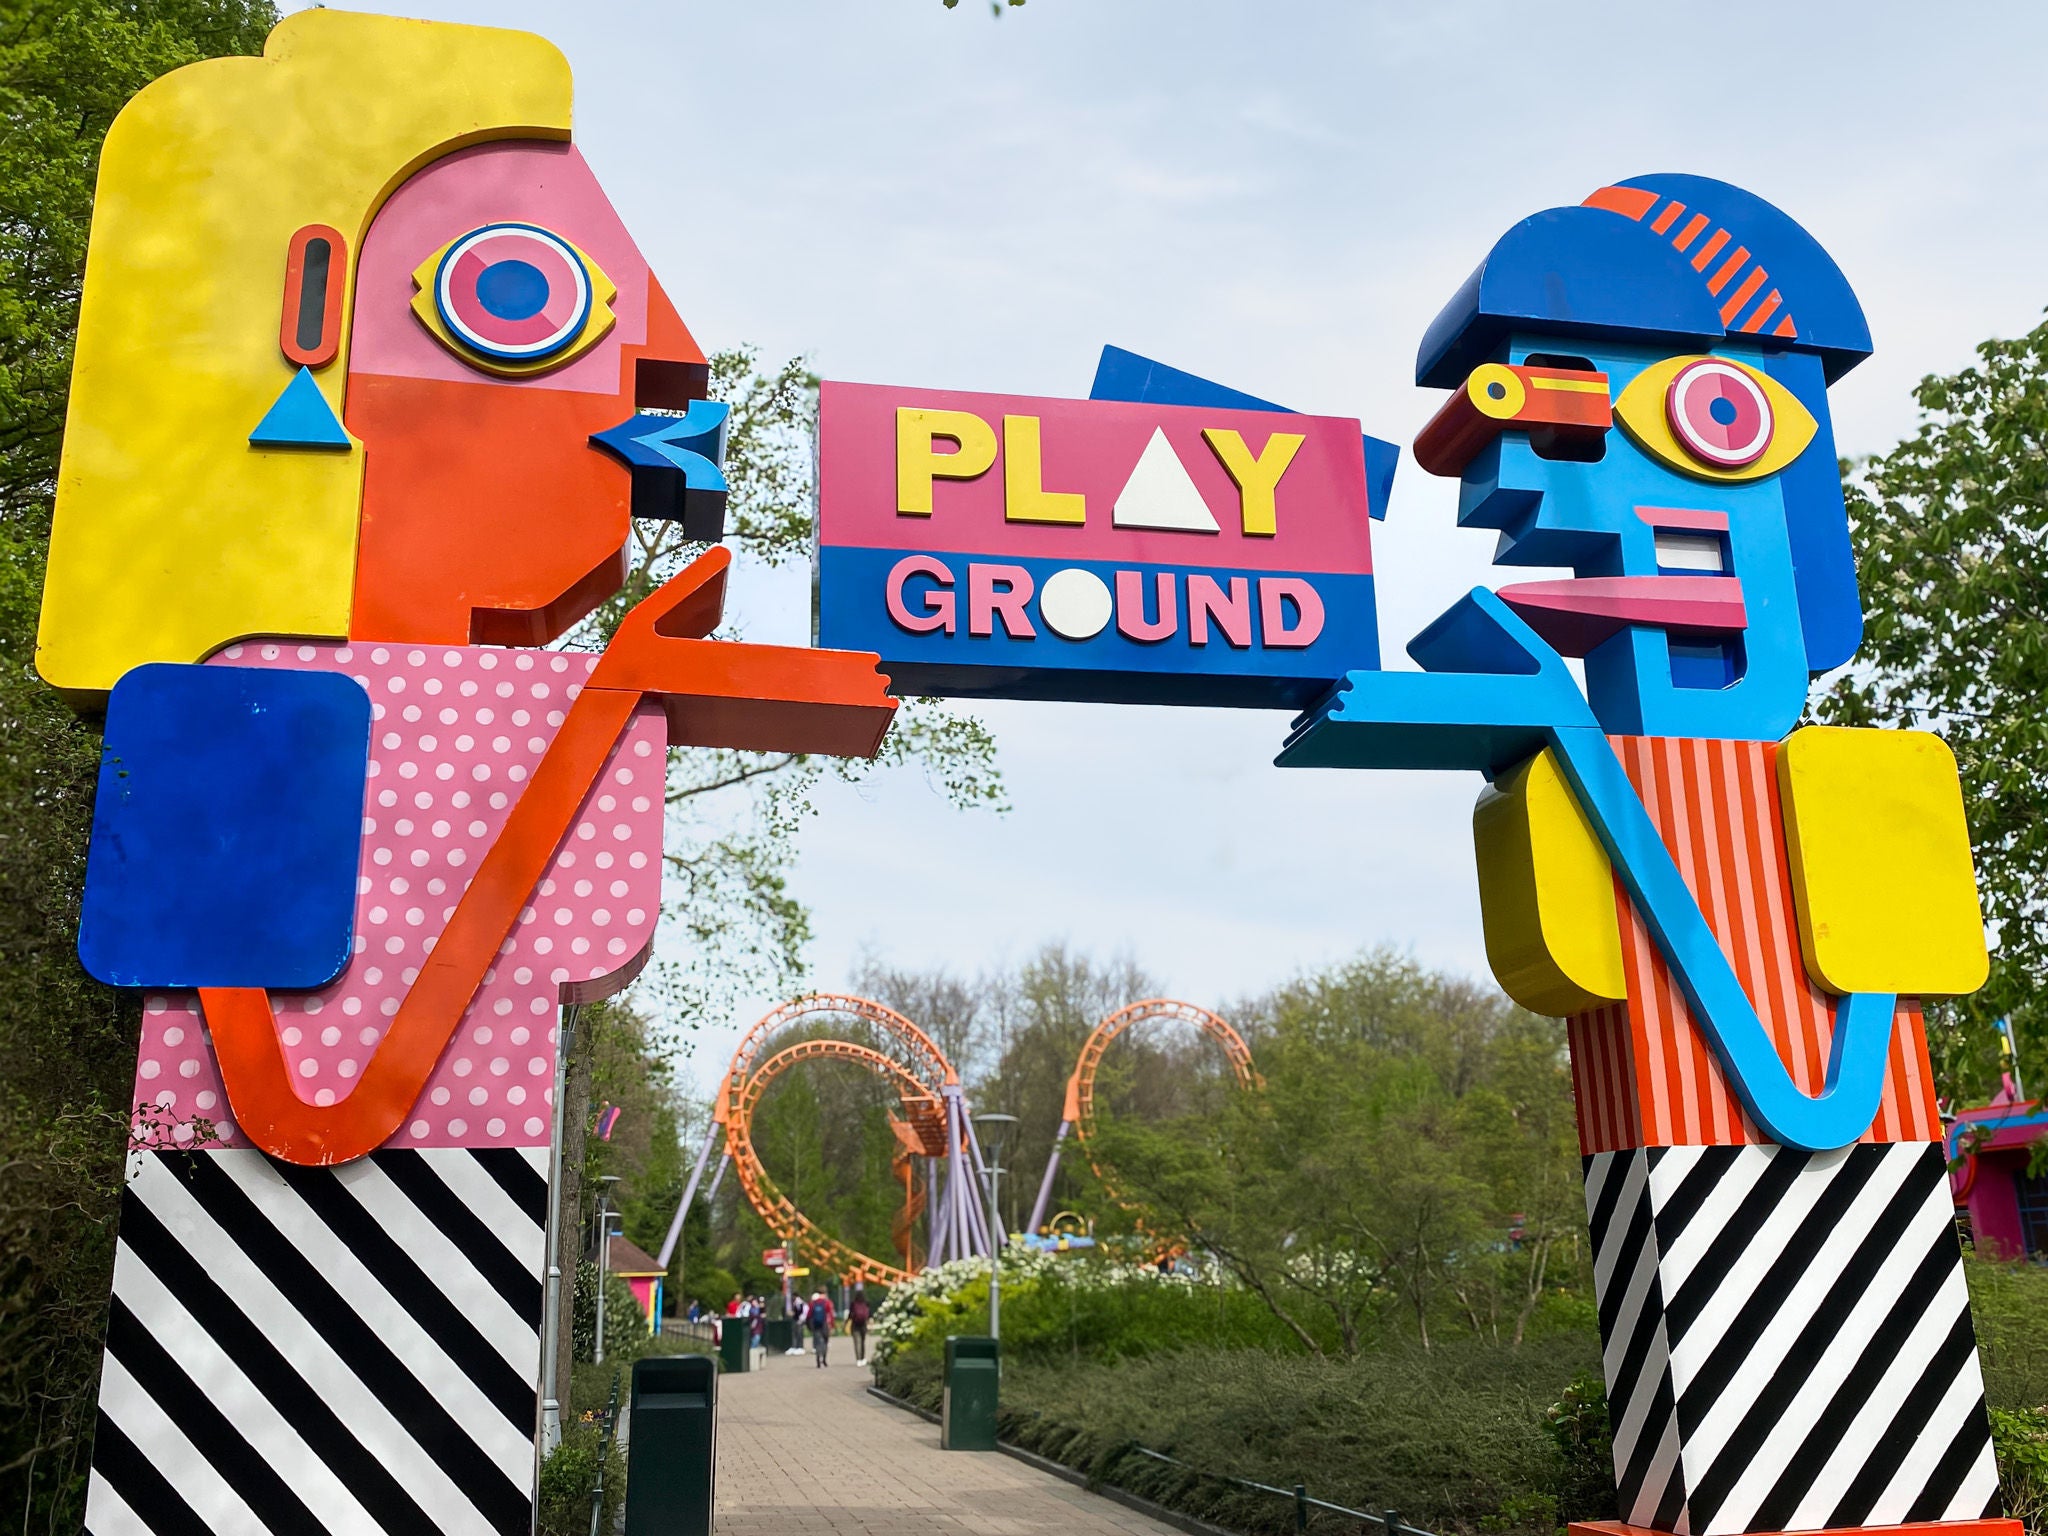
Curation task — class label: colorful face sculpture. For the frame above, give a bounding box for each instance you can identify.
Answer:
[37,10,720,698]
[1408,175,1870,744]
[47,15,895,1535]
[1280,176,2003,1534]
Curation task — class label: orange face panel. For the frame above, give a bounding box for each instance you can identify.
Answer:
[347,372,637,644]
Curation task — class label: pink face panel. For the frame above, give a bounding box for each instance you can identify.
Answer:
[348,139,652,393]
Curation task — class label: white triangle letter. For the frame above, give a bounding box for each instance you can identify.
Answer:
[1113,428,1219,533]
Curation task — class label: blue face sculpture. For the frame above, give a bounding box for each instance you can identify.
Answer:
[1415,174,1870,746]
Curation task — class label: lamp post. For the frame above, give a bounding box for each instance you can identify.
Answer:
[971,1113,1018,1340]
[593,1174,621,1366]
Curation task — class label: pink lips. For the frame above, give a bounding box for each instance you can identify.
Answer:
[1494,576,1747,656]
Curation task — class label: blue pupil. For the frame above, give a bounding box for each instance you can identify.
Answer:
[475,258,550,322]
[1708,395,1740,426]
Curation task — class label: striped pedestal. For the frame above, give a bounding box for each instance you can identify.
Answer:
[85,1148,548,1536]
[1585,1142,1999,1535]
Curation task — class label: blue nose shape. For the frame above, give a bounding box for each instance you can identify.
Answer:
[591,398,731,540]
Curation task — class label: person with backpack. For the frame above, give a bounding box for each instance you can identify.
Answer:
[807,1289,835,1367]
[848,1285,872,1365]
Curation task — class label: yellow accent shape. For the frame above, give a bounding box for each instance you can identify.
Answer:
[37,9,574,700]
[895,407,997,515]
[1611,354,1819,484]
[409,237,617,377]
[1202,427,1305,537]
[1002,414,1086,524]
[1777,726,1988,997]
[1473,749,1628,1016]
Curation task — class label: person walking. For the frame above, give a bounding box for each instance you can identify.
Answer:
[848,1285,871,1365]
[807,1289,835,1367]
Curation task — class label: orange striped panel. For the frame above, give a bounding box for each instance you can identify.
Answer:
[1707,246,1752,297]
[1568,736,1941,1154]
[1691,229,1731,272]
[1585,185,1660,220]
[1719,266,1769,325]
[1741,290,1783,334]
[1650,201,1685,235]
[1671,212,1710,253]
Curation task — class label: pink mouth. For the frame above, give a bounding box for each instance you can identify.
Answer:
[1494,576,1746,656]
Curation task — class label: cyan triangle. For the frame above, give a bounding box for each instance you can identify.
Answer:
[249,366,351,450]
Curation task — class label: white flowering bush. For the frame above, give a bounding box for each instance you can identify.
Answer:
[869,1247,1232,1367]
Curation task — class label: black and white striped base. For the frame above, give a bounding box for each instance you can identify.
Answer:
[85,1148,548,1536]
[1585,1142,2000,1536]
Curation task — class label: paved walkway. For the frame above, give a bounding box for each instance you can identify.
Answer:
[712,1352,1181,1536]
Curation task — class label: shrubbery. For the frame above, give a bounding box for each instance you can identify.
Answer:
[875,1250,2048,1535]
[872,1250,1297,1364]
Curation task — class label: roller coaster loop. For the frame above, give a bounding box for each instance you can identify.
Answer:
[1025,998,1258,1238]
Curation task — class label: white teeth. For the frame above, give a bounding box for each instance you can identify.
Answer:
[1654,530,1726,573]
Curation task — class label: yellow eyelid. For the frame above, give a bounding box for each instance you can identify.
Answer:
[406,234,619,378]
[1612,354,1818,482]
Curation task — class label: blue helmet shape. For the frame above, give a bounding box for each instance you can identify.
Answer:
[1416,174,1869,676]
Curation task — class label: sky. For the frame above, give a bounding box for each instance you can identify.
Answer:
[333,0,2048,1089]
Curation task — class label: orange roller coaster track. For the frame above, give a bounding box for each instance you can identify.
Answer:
[1026,998,1258,1237]
[726,1038,943,1286]
[657,993,996,1277]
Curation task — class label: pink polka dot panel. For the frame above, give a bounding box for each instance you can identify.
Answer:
[130,640,667,1150]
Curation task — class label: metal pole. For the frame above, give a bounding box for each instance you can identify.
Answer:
[1026,1120,1070,1237]
[594,1193,611,1366]
[925,1155,948,1267]
[538,1002,580,1455]
[987,1157,1002,1340]
[703,1150,730,1206]
[944,1091,965,1264]
[656,1120,723,1270]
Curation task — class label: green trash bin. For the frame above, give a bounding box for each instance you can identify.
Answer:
[623,1353,717,1536]
[718,1316,749,1374]
[941,1335,998,1451]
[764,1317,793,1353]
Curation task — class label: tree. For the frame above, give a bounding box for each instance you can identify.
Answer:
[1095,950,1584,1357]
[1820,318,2048,1103]
[0,3,277,1525]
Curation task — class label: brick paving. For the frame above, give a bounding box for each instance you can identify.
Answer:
[712,1351,1181,1535]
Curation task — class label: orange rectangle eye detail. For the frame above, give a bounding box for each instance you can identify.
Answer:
[280,223,346,368]
[1413,362,1611,477]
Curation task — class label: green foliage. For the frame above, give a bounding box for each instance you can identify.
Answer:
[872,1252,1298,1368]
[1543,1371,1619,1526]
[1970,1255,2048,1412]
[1993,1408,2048,1536]
[536,1419,625,1536]
[889,1338,1599,1536]
[572,1262,650,1363]
[1820,317,2048,1099]
[0,2,275,1526]
[1093,949,1585,1357]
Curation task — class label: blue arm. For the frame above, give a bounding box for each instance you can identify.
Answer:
[1280,587,1894,1151]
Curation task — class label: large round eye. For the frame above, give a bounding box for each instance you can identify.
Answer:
[1612,354,1817,482]
[437,224,589,361]
[408,223,617,377]
[1666,359,1771,468]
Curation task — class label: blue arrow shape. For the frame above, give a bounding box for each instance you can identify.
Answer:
[590,399,731,539]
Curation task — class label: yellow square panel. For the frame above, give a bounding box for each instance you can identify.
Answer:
[1777,727,1987,997]
[1473,748,1626,1017]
